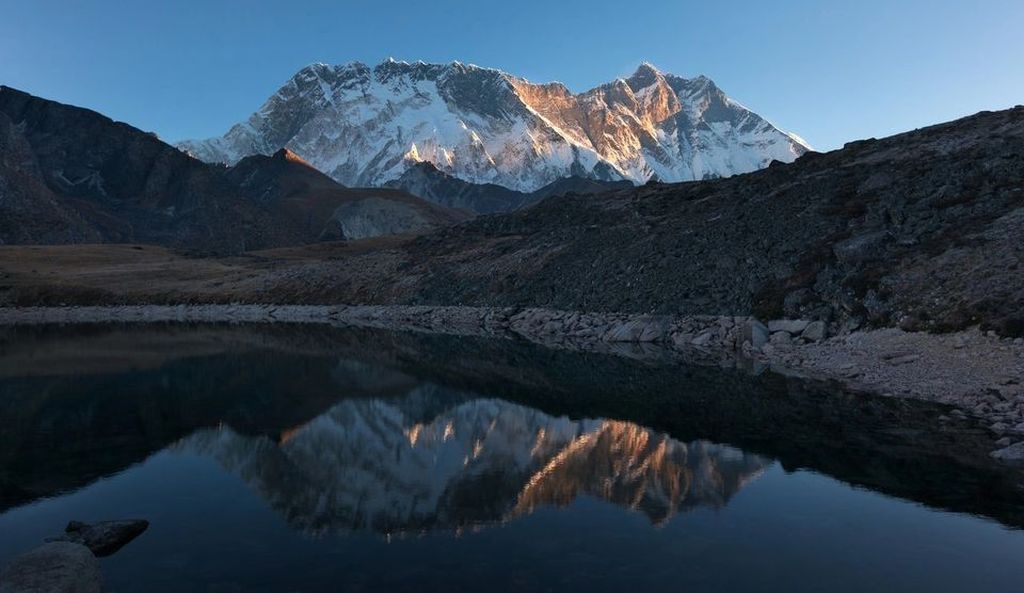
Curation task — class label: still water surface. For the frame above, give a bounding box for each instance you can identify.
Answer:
[1,324,1022,592]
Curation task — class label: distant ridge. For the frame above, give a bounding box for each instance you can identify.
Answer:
[384,161,633,214]
[0,86,466,251]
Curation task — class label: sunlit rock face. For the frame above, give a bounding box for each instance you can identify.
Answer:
[178,60,808,192]
[510,421,767,525]
[176,386,771,535]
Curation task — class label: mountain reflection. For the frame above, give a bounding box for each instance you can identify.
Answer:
[176,386,771,535]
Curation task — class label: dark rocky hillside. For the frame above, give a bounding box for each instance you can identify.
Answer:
[386,161,633,214]
[387,107,1024,336]
[224,149,469,241]
[1,86,1021,337]
[0,87,465,252]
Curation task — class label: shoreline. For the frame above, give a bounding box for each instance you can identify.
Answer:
[2,304,1022,460]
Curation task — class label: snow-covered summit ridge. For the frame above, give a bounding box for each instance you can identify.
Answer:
[178,59,810,192]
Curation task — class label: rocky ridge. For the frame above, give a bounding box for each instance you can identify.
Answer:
[383,161,633,213]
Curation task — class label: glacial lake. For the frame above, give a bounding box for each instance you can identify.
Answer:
[1,323,1023,592]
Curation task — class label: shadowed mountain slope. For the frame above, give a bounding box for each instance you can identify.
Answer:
[0,87,466,251]
[385,161,632,213]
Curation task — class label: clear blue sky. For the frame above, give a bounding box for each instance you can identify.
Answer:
[1,0,1021,150]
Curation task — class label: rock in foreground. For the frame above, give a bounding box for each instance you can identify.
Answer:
[0,542,101,593]
[991,442,1024,463]
[47,519,149,558]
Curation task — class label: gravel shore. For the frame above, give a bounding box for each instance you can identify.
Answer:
[2,304,1021,460]
[762,327,1024,457]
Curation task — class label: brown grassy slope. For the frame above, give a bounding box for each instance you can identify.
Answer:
[0,241,406,305]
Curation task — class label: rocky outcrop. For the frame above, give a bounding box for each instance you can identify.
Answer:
[0,543,101,593]
[1,519,148,592]
[765,320,828,346]
[991,442,1024,463]
[46,520,149,557]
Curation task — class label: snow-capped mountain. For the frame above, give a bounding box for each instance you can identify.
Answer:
[176,386,771,535]
[178,59,809,192]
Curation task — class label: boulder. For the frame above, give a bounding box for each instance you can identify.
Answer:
[991,442,1024,462]
[670,332,694,348]
[0,542,101,593]
[637,320,667,342]
[47,519,149,558]
[604,318,664,342]
[690,332,714,347]
[801,321,827,342]
[742,319,769,350]
[603,321,644,342]
[833,230,890,263]
[769,331,793,346]
[767,319,810,334]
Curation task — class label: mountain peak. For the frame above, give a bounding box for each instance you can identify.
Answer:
[179,59,808,191]
[626,62,668,94]
[634,62,662,76]
[295,62,333,79]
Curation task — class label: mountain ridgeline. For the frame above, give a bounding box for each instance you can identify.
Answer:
[384,161,633,214]
[178,60,809,193]
[0,86,466,252]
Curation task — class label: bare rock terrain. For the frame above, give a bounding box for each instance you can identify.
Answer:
[388,107,1024,338]
[0,542,101,593]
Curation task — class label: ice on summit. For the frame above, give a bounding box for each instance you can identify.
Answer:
[178,60,809,192]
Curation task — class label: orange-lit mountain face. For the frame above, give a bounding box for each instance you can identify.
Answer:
[179,60,808,193]
[511,420,765,525]
[177,394,771,535]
